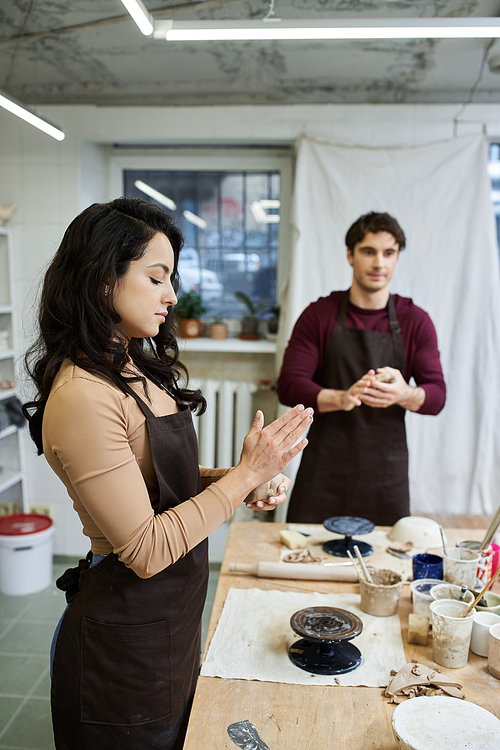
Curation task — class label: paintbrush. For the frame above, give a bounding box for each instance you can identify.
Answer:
[439,524,448,556]
[354,544,373,584]
[463,566,500,617]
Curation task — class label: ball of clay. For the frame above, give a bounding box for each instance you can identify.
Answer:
[374,368,396,383]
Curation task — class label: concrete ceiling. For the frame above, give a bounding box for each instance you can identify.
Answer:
[2,0,500,106]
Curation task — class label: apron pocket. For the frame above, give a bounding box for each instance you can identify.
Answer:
[81,617,171,726]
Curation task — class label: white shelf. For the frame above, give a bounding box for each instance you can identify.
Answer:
[0,348,14,360]
[0,388,16,402]
[0,472,24,495]
[0,425,17,440]
[178,337,277,354]
[0,305,13,314]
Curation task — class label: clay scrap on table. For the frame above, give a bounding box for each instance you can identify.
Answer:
[387,541,413,554]
[282,548,324,564]
[407,614,429,646]
[384,662,465,704]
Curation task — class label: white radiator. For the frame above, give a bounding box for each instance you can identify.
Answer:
[191,379,258,468]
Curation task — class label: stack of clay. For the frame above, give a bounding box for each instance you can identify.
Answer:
[385,661,465,704]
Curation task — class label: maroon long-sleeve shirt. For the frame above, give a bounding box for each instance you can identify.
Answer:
[277,292,446,415]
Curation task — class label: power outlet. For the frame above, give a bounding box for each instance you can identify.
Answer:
[0,502,15,517]
[29,504,54,519]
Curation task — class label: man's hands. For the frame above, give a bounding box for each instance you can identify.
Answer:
[359,367,426,412]
[317,367,426,413]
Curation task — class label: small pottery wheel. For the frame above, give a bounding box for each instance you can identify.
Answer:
[323,515,374,557]
[288,606,363,675]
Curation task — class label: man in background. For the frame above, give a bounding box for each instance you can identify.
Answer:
[277,211,446,526]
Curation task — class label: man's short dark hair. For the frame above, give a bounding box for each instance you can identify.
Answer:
[345,212,406,252]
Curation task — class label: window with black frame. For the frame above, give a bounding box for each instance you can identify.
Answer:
[124,169,280,318]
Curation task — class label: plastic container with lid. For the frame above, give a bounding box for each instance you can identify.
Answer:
[409,578,443,618]
[0,513,55,595]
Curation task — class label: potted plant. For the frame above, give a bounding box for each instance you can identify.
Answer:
[174,290,206,338]
[234,291,267,340]
[267,305,280,339]
[209,314,228,340]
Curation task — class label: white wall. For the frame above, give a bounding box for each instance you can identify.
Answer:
[1,102,499,554]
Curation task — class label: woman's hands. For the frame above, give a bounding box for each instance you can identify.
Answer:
[244,473,292,511]
[238,405,313,489]
[218,404,313,512]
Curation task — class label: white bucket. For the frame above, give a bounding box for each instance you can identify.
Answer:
[0,513,55,595]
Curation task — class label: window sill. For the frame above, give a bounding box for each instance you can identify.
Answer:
[178,337,276,354]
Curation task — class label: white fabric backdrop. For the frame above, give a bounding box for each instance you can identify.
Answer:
[278,133,500,516]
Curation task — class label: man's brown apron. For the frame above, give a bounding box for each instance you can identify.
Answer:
[287,291,410,526]
[51,390,207,750]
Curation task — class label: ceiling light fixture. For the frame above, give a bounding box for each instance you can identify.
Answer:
[154,18,500,42]
[251,200,280,224]
[134,180,176,209]
[0,89,65,141]
[120,0,154,36]
[183,210,207,229]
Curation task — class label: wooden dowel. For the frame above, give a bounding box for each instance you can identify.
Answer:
[480,502,500,550]
[463,566,500,617]
[354,545,373,584]
[346,549,363,582]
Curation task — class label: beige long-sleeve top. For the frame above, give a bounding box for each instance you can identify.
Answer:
[43,360,234,578]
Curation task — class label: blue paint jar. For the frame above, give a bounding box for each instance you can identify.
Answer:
[412,552,443,581]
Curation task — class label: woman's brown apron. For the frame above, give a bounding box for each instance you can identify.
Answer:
[287,291,409,526]
[51,391,207,750]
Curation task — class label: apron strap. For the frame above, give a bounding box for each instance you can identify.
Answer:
[387,294,406,373]
[125,386,156,419]
[337,289,351,326]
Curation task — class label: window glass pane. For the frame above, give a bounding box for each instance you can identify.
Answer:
[123,169,280,317]
[488,144,500,258]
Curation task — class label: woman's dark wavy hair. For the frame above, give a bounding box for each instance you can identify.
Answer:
[23,196,206,454]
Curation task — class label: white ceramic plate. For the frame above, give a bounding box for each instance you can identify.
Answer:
[392,696,500,750]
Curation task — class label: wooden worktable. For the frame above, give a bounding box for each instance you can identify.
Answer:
[184,517,500,749]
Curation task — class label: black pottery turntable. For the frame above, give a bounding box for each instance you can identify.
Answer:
[288,606,363,675]
[323,515,374,557]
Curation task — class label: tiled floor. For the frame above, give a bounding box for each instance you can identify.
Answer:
[0,556,220,750]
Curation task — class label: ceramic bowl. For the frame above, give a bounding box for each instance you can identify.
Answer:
[389,516,443,549]
[476,591,500,614]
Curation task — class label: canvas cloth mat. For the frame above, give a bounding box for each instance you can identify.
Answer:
[201,587,406,687]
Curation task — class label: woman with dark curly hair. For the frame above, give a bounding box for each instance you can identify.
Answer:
[23,197,312,750]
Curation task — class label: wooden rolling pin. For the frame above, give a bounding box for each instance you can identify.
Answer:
[229,561,357,582]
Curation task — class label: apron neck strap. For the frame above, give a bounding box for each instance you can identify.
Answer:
[387,294,401,334]
[338,289,351,325]
[340,290,400,335]
[125,386,155,419]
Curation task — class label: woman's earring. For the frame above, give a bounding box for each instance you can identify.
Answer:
[104,286,109,296]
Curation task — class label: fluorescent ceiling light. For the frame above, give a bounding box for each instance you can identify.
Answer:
[251,200,280,224]
[0,90,65,141]
[120,0,154,36]
[183,210,207,229]
[154,18,500,42]
[134,180,176,210]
